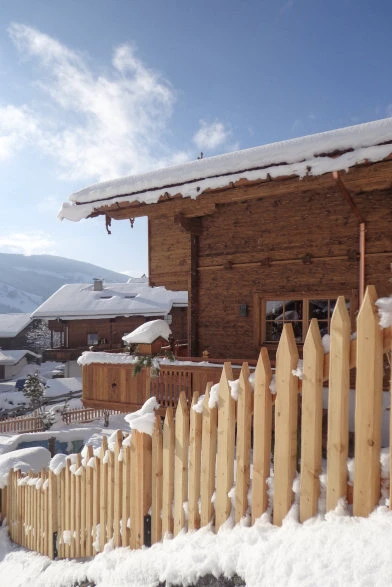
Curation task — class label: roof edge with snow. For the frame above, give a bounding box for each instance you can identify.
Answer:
[59,117,392,222]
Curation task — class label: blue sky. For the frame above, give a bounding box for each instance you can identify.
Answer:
[0,0,391,276]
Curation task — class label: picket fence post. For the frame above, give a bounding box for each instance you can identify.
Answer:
[326,296,351,511]
[354,286,383,517]
[273,323,299,526]
[299,319,323,522]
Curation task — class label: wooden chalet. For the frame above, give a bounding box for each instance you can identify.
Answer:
[31,279,187,361]
[60,118,392,362]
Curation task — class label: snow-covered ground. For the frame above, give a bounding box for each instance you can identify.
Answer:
[1,498,392,586]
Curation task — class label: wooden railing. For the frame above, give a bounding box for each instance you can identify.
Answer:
[2,286,391,558]
[62,407,122,425]
[0,413,45,434]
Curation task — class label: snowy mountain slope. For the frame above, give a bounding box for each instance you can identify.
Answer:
[0,253,129,313]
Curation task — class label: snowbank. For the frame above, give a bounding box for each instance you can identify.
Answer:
[0,446,51,488]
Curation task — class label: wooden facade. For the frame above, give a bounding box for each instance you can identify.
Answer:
[46,306,188,357]
[96,162,392,360]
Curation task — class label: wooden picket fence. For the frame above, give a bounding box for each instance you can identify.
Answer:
[2,286,391,558]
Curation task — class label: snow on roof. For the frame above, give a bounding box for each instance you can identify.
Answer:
[0,313,32,337]
[59,117,392,221]
[0,446,51,488]
[0,349,41,365]
[122,319,171,344]
[31,281,187,320]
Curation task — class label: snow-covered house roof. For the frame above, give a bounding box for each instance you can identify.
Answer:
[0,349,40,365]
[122,319,171,344]
[31,281,187,320]
[0,314,33,338]
[59,117,392,221]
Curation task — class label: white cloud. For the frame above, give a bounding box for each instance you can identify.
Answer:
[5,23,187,181]
[0,104,39,160]
[193,120,230,152]
[0,232,55,256]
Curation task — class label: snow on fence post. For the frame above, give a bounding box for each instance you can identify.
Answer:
[353,285,383,517]
[151,415,163,544]
[200,383,217,528]
[252,348,272,524]
[173,392,189,537]
[326,296,351,512]
[235,362,252,524]
[188,391,202,531]
[215,362,235,531]
[299,319,323,523]
[162,406,174,537]
[273,323,299,526]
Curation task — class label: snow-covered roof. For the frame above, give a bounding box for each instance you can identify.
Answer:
[59,117,392,221]
[0,349,41,365]
[31,282,187,320]
[122,319,171,344]
[0,313,32,338]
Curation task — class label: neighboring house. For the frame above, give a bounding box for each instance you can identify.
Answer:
[0,350,41,381]
[31,278,188,361]
[0,314,37,351]
[59,118,392,359]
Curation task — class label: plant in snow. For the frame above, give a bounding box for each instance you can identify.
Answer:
[22,370,46,410]
[40,409,56,430]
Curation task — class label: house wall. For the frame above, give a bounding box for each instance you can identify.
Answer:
[147,185,392,359]
[197,188,391,358]
[1,356,28,381]
[48,310,188,351]
[148,215,190,290]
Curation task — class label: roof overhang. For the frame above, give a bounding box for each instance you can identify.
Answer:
[58,117,392,223]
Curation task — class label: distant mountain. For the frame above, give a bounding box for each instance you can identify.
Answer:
[0,253,130,313]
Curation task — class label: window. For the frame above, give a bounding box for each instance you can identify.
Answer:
[87,333,99,345]
[256,293,355,345]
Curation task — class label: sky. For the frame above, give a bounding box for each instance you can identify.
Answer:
[0,0,392,277]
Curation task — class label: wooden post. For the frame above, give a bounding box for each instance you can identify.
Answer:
[99,435,109,551]
[85,445,94,557]
[326,297,351,512]
[353,286,383,517]
[151,416,163,544]
[130,430,152,549]
[113,430,123,548]
[252,348,272,523]
[235,363,252,523]
[188,392,202,530]
[48,470,57,559]
[299,319,324,522]
[273,324,299,526]
[75,454,82,557]
[389,323,392,510]
[92,448,100,553]
[162,407,175,537]
[200,383,217,527]
[173,392,189,537]
[215,362,235,531]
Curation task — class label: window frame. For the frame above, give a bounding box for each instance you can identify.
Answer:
[254,290,357,347]
[87,332,99,346]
